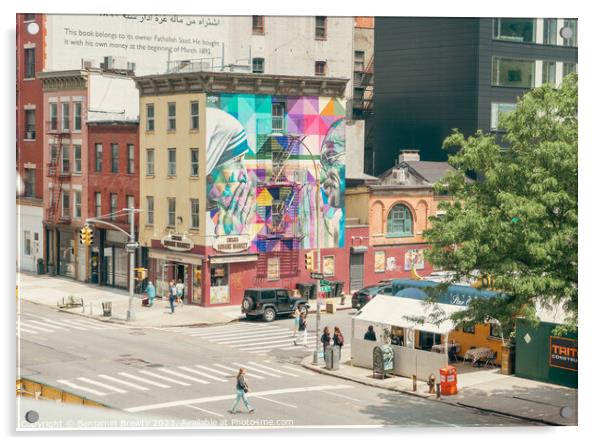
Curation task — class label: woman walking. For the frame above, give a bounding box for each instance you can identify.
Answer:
[294,312,308,347]
[292,306,301,337]
[229,368,254,414]
[168,280,177,314]
[321,327,332,356]
[333,326,345,358]
[176,279,185,307]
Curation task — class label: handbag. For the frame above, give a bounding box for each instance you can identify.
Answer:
[243,386,249,393]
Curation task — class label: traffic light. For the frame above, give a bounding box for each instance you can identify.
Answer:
[79,225,94,246]
[304,251,314,271]
[86,226,94,246]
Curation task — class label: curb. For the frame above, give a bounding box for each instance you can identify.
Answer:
[300,356,562,426]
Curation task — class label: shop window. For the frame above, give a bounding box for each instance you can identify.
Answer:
[386,204,413,237]
[390,326,405,346]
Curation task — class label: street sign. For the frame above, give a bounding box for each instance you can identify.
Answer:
[310,272,324,279]
[125,242,140,252]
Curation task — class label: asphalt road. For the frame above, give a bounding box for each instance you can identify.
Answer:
[17,300,536,429]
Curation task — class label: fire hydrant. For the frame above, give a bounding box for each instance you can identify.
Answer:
[427,374,436,394]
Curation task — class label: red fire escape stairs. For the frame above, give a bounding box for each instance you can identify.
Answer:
[45,121,71,224]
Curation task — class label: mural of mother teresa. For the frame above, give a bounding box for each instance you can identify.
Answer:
[206,107,256,237]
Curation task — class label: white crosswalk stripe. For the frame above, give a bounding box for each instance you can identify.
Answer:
[231,362,283,378]
[76,377,128,393]
[17,314,121,337]
[212,363,265,380]
[57,379,107,396]
[118,372,171,389]
[138,370,191,386]
[23,319,70,331]
[98,374,149,391]
[156,368,210,385]
[247,361,299,377]
[178,366,228,383]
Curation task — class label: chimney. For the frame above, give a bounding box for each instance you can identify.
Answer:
[398,149,420,164]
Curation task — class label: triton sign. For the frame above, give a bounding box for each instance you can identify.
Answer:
[549,336,578,371]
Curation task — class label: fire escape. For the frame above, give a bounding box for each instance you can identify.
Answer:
[353,54,376,174]
[45,120,71,224]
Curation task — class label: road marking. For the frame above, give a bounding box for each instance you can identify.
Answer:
[278,365,316,376]
[212,364,265,380]
[118,372,171,389]
[184,404,224,418]
[178,366,227,383]
[19,321,54,332]
[429,419,460,428]
[60,318,118,330]
[22,316,88,330]
[124,384,354,413]
[253,396,297,408]
[194,364,231,377]
[22,319,70,331]
[98,374,149,391]
[192,327,287,340]
[214,330,293,343]
[280,346,316,351]
[321,390,361,402]
[235,338,301,348]
[16,325,37,334]
[77,377,128,393]
[247,362,299,377]
[231,362,282,378]
[188,325,281,335]
[157,368,210,384]
[138,370,191,386]
[57,379,107,396]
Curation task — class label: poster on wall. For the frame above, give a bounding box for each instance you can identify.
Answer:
[323,256,335,276]
[386,256,397,272]
[267,257,280,281]
[374,251,385,273]
[404,249,425,271]
[549,336,578,371]
[205,93,346,254]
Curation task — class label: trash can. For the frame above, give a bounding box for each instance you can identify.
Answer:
[101,301,112,317]
[326,299,336,314]
[439,366,458,395]
[325,346,340,370]
[36,259,45,275]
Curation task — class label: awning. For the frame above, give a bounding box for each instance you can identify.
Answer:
[148,249,204,265]
[210,254,259,264]
[351,245,368,253]
[353,294,463,335]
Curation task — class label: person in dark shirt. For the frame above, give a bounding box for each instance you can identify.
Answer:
[364,325,377,341]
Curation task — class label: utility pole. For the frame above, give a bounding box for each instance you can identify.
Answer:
[126,207,136,321]
[313,173,322,365]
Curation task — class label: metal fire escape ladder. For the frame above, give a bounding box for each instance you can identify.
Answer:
[46,122,70,223]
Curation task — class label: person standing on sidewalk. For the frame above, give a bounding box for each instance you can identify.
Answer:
[333,326,344,358]
[294,312,308,347]
[321,327,331,356]
[145,281,156,307]
[291,306,300,337]
[176,279,185,307]
[168,280,177,314]
[229,368,254,414]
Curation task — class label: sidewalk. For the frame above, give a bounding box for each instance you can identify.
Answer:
[17,272,352,328]
[302,349,577,426]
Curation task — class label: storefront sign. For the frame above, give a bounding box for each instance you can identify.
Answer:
[210,254,259,264]
[550,336,578,371]
[148,249,203,265]
[161,233,194,252]
[213,235,250,253]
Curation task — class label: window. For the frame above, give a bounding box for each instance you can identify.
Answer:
[190,101,199,130]
[492,57,535,88]
[562,19,577,47]
[315,61,327,76]
[24,14,36,22]
[61,103,70,131]
[127,144,135,174]
[50,103,58,130]
[272,102,285,131]
[61,190,70,218]
[24,110,36,139]
[146,196,154,225]
[127,195,134,224]
[24,168,35,197]
[95,143,103,172]
[492,18,535,43]
[252,16,265,34]
[24,231,32,256]
[73,190,81,219]
[146,103,155,131]
[491,103,517,130]
[315,16,327,39]
[563,62,577,78]
[110,193,118,220]
[50,144,57,165]
[111,143,119,173]
[167,102,176,131]
[543,19,557,45]
[24,48,35,79]
[354,51,365,72]
[252,58,265,74]
[73,144,82,174]
[146,149,155,175]
[190,198,199,228]
[168,148,176,176]
[167,197,176,227]
[190,148,199,177]
[271,199,284,229]
[461,323,475,334]
[489,323,503,339]
[542,61,557,85]
[386,204,413,236]
[95,192,102,217]
[61,144,70,173]
[74,102,82,131]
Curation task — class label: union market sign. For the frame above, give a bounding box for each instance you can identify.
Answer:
[213,234,250,253]
[161,233,194,252]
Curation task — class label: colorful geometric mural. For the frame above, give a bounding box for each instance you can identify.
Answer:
[205,93,346,253]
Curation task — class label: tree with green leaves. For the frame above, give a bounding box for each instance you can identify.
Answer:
[423,73,578,338]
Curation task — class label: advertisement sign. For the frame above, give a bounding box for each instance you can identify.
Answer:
[323,256,335,277]
[404,249,425,271]
[161,233,194,252]
[374,251,385,273]
[549,336,578,371]
[267,257,280,281]
[213,235,250,253]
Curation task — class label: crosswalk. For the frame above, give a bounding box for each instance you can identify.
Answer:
[16,313,121,337]
[54,360,316,397]
[158,322,340,355]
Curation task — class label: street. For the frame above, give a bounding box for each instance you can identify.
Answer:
[17,300,535,428]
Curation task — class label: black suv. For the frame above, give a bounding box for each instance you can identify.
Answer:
[241,288,309,322]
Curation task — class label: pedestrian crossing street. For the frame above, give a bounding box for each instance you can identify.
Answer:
[158,322,351,355]
[17,313,121,337]
[54,360,317,397]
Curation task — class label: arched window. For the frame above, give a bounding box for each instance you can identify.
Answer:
[386,204,413,236]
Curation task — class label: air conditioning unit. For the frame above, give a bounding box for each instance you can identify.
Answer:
[25,130,36,140]
[81,59,95,69]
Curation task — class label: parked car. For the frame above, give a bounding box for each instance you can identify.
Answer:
[351,283,392,309]
[241,288,310,322]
